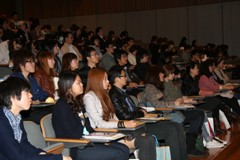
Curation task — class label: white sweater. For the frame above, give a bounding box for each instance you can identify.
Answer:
[83,91,118,128]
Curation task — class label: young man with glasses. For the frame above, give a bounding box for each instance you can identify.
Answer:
[99,42,116,71]
[78,47,99,88]
[10,50,51,124]
[108,66,188,160]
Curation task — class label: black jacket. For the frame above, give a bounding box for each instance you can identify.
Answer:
[52,98,94,139]
[181,74,200,96]
[109,85,144,120]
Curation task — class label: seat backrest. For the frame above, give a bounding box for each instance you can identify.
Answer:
[137,92,143,102]
[0,67,13,77]
[23,121,47,149]
[40,114,56,138]
[130,95,138,106]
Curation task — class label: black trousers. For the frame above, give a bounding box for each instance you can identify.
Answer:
[182,109,205,134]
[146,121,188,160]
[196,97,222,118]
[217,96,240,114]
[77,142,129,160]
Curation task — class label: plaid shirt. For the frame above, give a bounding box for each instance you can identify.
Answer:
[3,107,22,142]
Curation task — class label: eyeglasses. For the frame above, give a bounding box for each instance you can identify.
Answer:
[91,53,99,57]
[119,75,127,78]
[25,60,35,63]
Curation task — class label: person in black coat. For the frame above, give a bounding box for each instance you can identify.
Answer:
[52,71,129,160]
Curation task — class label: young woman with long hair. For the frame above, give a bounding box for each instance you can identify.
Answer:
[84,67,156,160]
[140,66,206,157]
[34,51,57,98]
[199,59,240,120]
[52,71,129,160]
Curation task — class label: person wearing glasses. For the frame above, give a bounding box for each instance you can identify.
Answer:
[10,50,51,123]
[108,66,188,160]
[78,47,100,88]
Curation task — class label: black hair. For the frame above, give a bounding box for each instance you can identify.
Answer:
[136,48,148,64]
[87,31,94,36]
[120,30,128,38]
[43,40,59,53]
[129,45,140,53]
[186,61,198,74]
[108,66,125,84]
[12,49,34,72]
[114,50,127,62]
[84,46,96,58]
[199,59,215,77]
[90,35,100,45]
[151,36,158,42]
[8,37,25,53]
[105,41,114,49]
[58,71,83,114]
[0,77,30,109]
[215,57,225,67]
[63,31,72,40]
[190,50,199,58]
[145,66,164,91]
[126,37,134,43]
[95,26,102,34]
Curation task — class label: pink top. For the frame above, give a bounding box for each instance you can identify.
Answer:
[199,75,220,96]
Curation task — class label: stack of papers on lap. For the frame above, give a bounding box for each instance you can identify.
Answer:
[83,132,125,142]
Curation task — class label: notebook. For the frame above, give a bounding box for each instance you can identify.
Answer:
[83,132,125,142]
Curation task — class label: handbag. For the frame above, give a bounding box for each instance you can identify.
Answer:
[153,135,172,160]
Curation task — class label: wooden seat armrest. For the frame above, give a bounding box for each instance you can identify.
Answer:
[94,128,119,133]
[45,143,64,154]
[45,137,90,144]
[155,107,173,111]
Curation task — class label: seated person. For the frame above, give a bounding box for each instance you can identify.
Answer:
[182,62,237,132]
[108,66,188,160]
[78,47,99,88]
[0,37,24,66]
[213,57,240,84]
[139,66,206,157]
[11,50,49,101]
[114,50,141,86]
[52,71,129,160]
[134,48,151,82]
[34,51,57,99]
[199,59,240,119]
[10,50,52,123]
[99,42,116,71]
[83,67,156,160]
[0,77,71,160]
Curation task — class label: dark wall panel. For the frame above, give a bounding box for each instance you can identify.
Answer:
[22,0,240,19]
[0,0,16,16]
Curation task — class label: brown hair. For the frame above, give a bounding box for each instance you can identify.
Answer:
[61,53,78,72]
[145,66,164,91]
[162,64,175,77]
[37,51,56,76]
[85,67,115,121]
